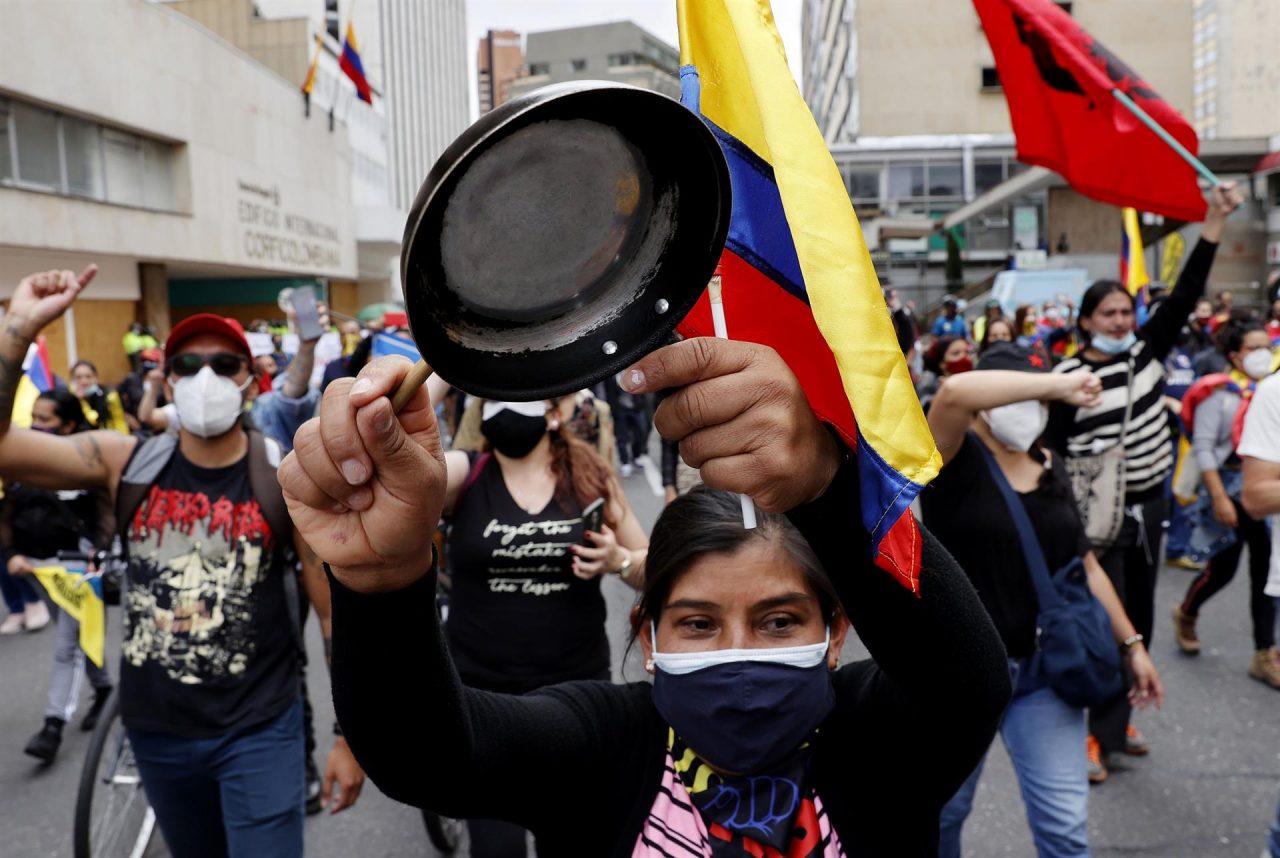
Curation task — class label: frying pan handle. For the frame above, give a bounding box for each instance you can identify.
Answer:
[390,359,434,413]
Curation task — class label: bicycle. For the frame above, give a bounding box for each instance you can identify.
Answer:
[73,687,156,858]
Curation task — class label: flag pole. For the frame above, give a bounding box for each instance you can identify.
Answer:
[707,274,759,530]
[1111,89,1219,186]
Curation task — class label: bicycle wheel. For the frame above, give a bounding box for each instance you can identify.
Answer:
[422,809,463,854]
[73,690,156,858]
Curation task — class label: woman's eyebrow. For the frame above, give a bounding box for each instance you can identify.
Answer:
[752,593,817,611]
[664,599,719,612]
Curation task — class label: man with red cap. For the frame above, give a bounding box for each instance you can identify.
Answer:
[0,266,363,857]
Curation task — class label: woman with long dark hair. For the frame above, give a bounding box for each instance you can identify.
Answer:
[4,389,112,763]
[279,339,1013,856]
[1045,182,1241,782]
[1173,320,1278,687]
[436,396,649,857]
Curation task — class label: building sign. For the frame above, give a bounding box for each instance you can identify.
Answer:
[236,180,342,272]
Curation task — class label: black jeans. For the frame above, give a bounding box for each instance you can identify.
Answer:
[1181,497,1275,651]
[1090,496,1164,755]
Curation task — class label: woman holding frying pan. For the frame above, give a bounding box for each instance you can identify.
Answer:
[432,395,648,856]
[279,338,1012,857]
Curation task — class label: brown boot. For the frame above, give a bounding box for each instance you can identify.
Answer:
[1248,648,1280,689]
[1172,605,1200,655]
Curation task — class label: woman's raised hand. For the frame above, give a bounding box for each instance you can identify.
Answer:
[1056,370,1103,409]
[279,357,447,593]
[622,338,839,513]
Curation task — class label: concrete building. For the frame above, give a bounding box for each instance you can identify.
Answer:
[802,0,857,145]
[478,29,526,114]
[0,0,357,384]
[508,22,681,103]
[1192,0,1280,140]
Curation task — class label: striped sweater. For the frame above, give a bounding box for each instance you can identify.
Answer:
[1048,239,1218,502]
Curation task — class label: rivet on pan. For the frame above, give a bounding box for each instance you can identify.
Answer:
[654,298,670,315]
[602,341,619,355]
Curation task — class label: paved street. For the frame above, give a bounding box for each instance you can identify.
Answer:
[1,462,1276,856]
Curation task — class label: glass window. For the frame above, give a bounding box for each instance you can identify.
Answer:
[12,102,60,189]
[608,53,627,67]
[843,165,880,201]
[528,62,549,75]
[0,100,11,182]
[103,127,143,207]
[974,159,1004,194]
[981,66,1001,90]
[63,116,104,199]
[140,138,175,210]
[571,58,587,72]
[927,162,963,197]
[888,162,925,198]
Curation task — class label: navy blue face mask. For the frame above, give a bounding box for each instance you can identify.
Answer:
[650,629,836,775]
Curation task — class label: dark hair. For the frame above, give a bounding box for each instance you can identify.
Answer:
[923,336,960,375]
[36,389,91,433]
[545,398,623,530]
[1078,279,1134,328]
[979,318,1015,354]
[1217,319,1266,357]
[70,360,98,377]
[629,487,841,649]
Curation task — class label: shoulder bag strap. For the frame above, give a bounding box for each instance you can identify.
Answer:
[246,429,304,656]
[970,433,1064,611]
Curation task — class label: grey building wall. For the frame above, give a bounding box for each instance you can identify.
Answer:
[507,21,680,101]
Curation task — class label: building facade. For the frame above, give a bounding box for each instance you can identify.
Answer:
[0,0,358,383]
[802,0,857,145]
[507,22,681,103]
[1192,0,1280,140]
[478,29,526,114]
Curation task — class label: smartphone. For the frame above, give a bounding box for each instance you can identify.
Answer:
[581,497,605,542]
[290,286,326,342]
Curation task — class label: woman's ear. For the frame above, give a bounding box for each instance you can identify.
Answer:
[636,606,656,673]
[827,612,851,671]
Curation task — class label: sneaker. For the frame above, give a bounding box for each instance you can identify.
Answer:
[619,463,634,478]
[634,454,652,468]
[80,687,113,732]
[23,717,64,763]
[305,755,323,816]
[1123,724,1150,756]
[0,612,24,635]
[23,600,50,632]
[1248,648,1280,690]
[1085,735,1108,784]
[1168,555,1206,571]
[1172,605,1201,655]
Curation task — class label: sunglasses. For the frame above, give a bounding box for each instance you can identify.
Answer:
[166,352,249,379]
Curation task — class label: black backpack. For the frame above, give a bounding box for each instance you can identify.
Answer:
[113,429,304,653]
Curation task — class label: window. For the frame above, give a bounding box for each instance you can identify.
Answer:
[927,162,963,198]
[13,102,61,190]
[0,101,11,182]
[103,127,144,207]
[888,162,925,198]
[528,62,549,76]
[62,116,103,199]
[608,53,630,67]
[974,159,1004,194]
[981,66,1001,91]
[571,58,587,72]
[141,138,176,210]
[1054,2,1073,14]
[842,165,880,202]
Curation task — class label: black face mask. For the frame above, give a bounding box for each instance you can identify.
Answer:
[481,409,547,458]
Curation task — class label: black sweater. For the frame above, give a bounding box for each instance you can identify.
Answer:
[330,462,1011,857]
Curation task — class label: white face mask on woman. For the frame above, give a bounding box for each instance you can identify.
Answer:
[982,400,1049,452]
[172,366,251,439]
[1243,348,1275,381]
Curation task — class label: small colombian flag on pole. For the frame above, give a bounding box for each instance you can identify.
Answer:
[1121,207,1151,324]
[339,22,373,104]
[301,33,321,97]
[675,0,942,593]
[12,336,54,429]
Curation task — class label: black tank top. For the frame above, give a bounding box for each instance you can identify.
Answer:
[446,457,609,694]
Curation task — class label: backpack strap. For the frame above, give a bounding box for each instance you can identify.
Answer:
[246,429,304,656]
[454,452,491,510]
[114,433,179,542]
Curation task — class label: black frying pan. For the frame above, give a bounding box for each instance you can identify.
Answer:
[392,80,731,406]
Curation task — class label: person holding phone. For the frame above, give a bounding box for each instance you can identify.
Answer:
[434,397,648,857]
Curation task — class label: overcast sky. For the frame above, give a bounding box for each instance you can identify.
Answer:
[465,0,804,116]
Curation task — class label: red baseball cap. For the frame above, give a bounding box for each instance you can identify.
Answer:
[165,314,253,362]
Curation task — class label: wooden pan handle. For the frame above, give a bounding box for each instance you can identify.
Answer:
[390,358,434,413]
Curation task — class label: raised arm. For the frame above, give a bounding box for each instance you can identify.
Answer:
[929,369,1101,464]
[0,268,135,490]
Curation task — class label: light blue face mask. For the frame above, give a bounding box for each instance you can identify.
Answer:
[1091,331,1137,356]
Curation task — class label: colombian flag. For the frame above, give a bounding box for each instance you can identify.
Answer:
[301,33,321,96]
[1121,208,1150,325]
[12,336,54,429]
[33,564,106,668]
[339,22,373,104]
[675,0,941,592]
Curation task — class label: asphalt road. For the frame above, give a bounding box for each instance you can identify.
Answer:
[1,458,1276,857]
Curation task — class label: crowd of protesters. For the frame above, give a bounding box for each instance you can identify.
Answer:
[1,181,1278,858]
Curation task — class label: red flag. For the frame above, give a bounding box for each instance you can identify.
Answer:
[974,0,1206,222]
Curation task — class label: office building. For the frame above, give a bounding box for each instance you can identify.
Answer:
[507,22,680,102]
[478,29,526,113]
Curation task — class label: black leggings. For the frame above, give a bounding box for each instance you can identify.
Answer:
[1181,497,1275,651]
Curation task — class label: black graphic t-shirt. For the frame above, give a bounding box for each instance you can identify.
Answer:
[446,457,609,693]
[120,453,297,737]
